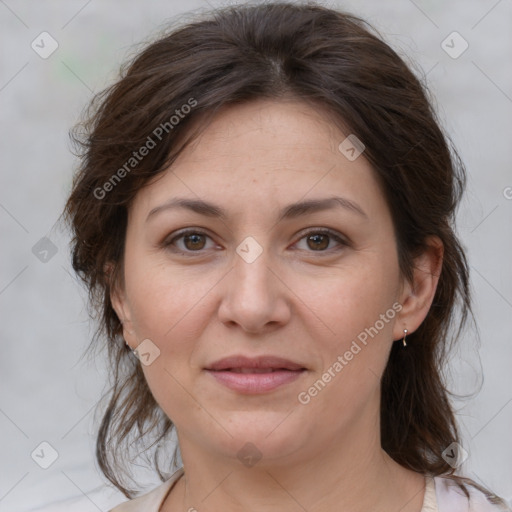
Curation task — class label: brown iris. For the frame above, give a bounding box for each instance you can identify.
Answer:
[306,233,329,251]
[183,233,207,251]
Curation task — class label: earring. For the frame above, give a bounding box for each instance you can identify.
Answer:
[402,329,408,347]
[126,341,138,356]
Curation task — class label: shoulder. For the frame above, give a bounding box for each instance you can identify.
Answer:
[434,475,512,512]
[109,467,184,512]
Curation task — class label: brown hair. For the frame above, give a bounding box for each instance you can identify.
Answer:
[61,0,500,502]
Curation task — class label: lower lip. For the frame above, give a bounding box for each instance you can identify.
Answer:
[206,369,305,393]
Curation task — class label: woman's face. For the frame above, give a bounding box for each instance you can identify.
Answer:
[112,99,431,466]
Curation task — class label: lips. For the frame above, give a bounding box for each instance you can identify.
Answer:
[206,355,306,372]
[205,355,307,394]
[228,368,282,373]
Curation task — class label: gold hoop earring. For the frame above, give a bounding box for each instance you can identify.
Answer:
[402,329,408,347]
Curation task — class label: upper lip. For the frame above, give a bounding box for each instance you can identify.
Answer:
[206,355,306,371]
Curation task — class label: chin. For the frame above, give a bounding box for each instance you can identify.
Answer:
[208,411,311,465]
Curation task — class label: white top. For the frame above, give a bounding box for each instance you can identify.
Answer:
[109,468,511,512]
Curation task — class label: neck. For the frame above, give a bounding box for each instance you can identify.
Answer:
[165,417,426,512]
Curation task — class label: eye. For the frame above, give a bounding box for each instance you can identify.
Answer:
[163,228,348,255]
[164,229,216,254]
[293,228,348,253]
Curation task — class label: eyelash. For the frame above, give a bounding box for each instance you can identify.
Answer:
[163,228,348,256]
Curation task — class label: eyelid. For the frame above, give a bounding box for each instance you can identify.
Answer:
[164,228,217,253]
[292,227,349,253]
[295,227,348,243]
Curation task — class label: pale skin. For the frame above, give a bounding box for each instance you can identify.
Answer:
[110,98,443,512]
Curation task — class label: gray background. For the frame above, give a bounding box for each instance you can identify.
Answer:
[1,0,511,510]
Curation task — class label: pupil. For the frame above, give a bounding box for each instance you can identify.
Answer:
[308,234,328,250]
[186,234,204,250]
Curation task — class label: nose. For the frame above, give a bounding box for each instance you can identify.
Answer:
[217,242,291,334]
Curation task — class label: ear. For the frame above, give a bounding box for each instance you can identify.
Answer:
[392,236,444,341]
[105,262,137,349]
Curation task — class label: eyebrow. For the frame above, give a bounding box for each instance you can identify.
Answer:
[146,195,368,223]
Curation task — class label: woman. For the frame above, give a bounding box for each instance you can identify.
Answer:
[62,2,510,511]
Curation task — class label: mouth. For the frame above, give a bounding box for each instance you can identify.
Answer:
[219,368,295,373]
[205,355,307,393]
[206,355,306,372]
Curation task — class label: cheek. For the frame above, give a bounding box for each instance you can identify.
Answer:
[125,263,211,423]
[124,255,222,377]
[293,253,399,403]
[295,253,399,345]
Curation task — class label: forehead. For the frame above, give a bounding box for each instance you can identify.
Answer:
[129,99,386,223]
[177,99,345,163]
